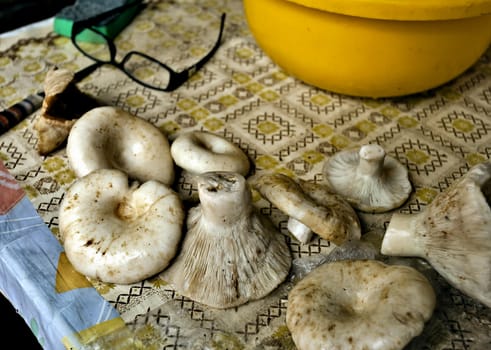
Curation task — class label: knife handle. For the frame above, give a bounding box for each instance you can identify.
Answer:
[0,62,101,136]
[0,92,45,135]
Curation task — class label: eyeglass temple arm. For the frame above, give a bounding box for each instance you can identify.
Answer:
[166,13,226,91]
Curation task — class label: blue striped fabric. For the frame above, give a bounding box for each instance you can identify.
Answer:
[0,161,121,349]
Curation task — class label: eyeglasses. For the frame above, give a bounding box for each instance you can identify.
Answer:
[71,1,226,91]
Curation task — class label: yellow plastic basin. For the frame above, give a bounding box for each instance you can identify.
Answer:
[243,0,491,97]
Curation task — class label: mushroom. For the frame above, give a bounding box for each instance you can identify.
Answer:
[160,171,291,309]
[286,260,436,350]
[322,144,412,213]
[34,67,99,155]
[59,168,184,284]
[66,106,174,185]
[170,131,250,176]
[381,161,491,308]
[250,172,361,245]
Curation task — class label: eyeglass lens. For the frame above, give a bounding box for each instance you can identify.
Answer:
[73,32,112,62]
[123,53,172,89]
[73,12,224,91]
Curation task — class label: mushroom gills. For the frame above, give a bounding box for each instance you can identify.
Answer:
[160,171,291,309]
[381,161,491,308]
[323,144,412,213]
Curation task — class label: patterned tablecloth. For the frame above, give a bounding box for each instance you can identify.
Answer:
[1,0,490,349]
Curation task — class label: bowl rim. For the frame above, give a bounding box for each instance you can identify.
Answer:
[283,0,491,20]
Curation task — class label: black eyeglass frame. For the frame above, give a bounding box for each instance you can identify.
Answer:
[71,1,226,91]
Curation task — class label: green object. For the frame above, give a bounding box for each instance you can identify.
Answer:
[53,0,142,43]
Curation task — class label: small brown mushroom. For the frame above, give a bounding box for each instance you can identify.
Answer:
[160,171,291,309]
[323,144,412,213]
[34,67,99,155]
[250,172,361,245]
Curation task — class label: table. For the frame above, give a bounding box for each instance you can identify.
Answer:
[1,0,490,349]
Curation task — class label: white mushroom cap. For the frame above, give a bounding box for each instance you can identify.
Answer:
[323,144,412,213]
[170,131,250,175]
[250,172,361,245]
[59,168,184,284]
[161,171,291,309]
[286,260,436,350]
[66,106,174,185]
[381,161,491,308]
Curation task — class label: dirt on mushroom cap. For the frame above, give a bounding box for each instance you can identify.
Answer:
[59,168,184,284]
[286,259,436,350]
[250,172,361,245]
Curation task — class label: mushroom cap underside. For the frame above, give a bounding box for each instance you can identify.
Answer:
[323,145,412,212]
[397,162,491,307]
[161,171,291,308]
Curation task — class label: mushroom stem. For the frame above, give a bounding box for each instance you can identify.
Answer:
[357,144,385,177]
[287,217,313,244]
[250,173,361,245]
[116,181,141,220]
[381,212,426,257]
[380,162,491,308]
[197,172,252,226]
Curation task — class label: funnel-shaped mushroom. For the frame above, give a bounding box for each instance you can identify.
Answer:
[34,67,99,155]
[66,106,174,185]
[171,131,250,175]
[323,144,412,213]
[160,171,291,309]
[381,161,491,308]
[59,168,184,284]
[250,173,361,245]
[286,260,436,350]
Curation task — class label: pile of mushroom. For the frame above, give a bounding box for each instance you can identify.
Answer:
[286,260,436,350]
[160,171,291,309]
[51,89,490,348]
[59,169,184,284]
[58,106,181,284]
[250,172,361,245]
[34,67,99,155]
[381,161,491,308]
[323,144,412,213]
